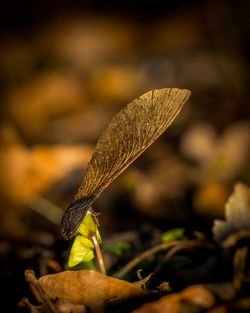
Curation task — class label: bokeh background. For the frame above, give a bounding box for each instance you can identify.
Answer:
[0,0,250,311]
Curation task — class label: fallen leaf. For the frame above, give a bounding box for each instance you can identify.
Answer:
[180,122,250,182]
[90,65,147,102]
[133,284,215,313]
[43,18,135,71]
[180,123,217,164]
[213,182,250,243]
[180,284,215,308]
[230,297,250,311]
[205,305,228,313]
[222,229,250,248]
[7,73,85,140]
[205,281,235,302]
[127,156,189,219]
[233,246,248,292]
[38,270,146,307]
[0,143,92,204]
[55,299,86,313]
[193,181,229,219]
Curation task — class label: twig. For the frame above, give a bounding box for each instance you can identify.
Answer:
[154,242,192,273]
[91,235,107,275]
[24,269,59,313]
[18,297,42,313]
[134,272,154,289]
[115,240,215,279]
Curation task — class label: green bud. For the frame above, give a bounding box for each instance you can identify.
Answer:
[68,235,95,267]
[77,212,102,244]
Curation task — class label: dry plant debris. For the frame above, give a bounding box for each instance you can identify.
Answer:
[132,284,216,313]
[62,88,191,239]
[213,182,250,243]
[1,5,249,313]
[21,181,250,313]
[36,270,146,307]
[19,88,250,313]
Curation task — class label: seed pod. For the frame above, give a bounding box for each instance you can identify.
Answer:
[62,88,191,239]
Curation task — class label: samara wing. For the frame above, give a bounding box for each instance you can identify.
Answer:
[62,88,191,239]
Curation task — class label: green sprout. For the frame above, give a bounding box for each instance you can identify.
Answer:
[161,228,187,243]
[103,241,131,256]
[67,210,105,274]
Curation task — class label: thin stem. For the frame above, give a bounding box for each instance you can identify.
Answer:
[91,235,106,275]
[115,239,215,279]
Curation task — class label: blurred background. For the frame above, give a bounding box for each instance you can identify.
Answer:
[0,0,250,311]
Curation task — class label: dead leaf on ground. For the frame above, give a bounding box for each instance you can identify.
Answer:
[205,305,228,313]
[55,299,86,313]
[7,73,85,140]
[37,270,147,307]
[133,284,215,313]
[233,246,248,292]
[180,122,250,182]
[213,182,250,243]
[0,142,92,204]
[222,229,250,248]
[193,181,229,219]
[205,281,235,302]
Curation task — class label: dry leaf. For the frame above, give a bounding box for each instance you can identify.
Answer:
[213,183,250,243]
[193,181,229,219]
[133,284,215,313]
[0,143,92,204]
[89,65,147,102]
[55,299,86,313]
[180,284,215,308]
[42,18,135,71]
[181,122,250,182]
[180,123,216,164]
[7,73,84,139]
[233,246,248,292]
[205,305,228,313]
[38,270,146,307]
[125,155,188,219]
[205,281,235,302]
[62,88,191,239]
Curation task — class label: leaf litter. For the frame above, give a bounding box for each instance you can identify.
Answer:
[21,180,250,313]
[20,89,250,312]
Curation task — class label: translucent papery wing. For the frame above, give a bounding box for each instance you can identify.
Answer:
[62,88,191,239]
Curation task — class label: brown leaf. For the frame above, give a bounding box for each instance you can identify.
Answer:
[205,281,235,302]
[205,305,228,313]
[180,122,250,182]
[7,73,84,140]
[55,299,86,313]
[180,284,215,308]
[193,181,229,219]
[222,229,250,248]
[62,88,191,239]
[133,284,215,313]
[230,297,250,311]
[233,246,248,292]
[0,142,92,204]
[213,183,250,243]
[38,270,147,307]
